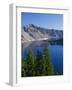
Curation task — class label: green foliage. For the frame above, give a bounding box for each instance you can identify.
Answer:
[41,42,54,75]
[41,54,47,75]
[35,50,42,76]
[21,60,28,77]
[22,42,54,77]
[26,47,35,76]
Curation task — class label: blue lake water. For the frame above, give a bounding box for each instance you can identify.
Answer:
[22,40,63,75]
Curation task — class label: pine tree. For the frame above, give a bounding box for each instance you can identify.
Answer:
[35,49,42,76]
[27,47,35,76]
[42,42,54,75]
[21,60,28,77]
[42,54,47,75]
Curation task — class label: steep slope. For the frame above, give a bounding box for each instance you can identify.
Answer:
[21,29,35,43]
[22,24,63,43]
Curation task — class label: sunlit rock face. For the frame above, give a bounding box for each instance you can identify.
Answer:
[21,24,63,43]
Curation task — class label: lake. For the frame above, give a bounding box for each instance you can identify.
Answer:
[22,40,63,75]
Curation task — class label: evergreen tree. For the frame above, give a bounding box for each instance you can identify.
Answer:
[42,54,47,75]
[21,60,28,77]
[21,41,54,77]
[27,47,35,76]
[35,49,42,76]
[42,42,54,75]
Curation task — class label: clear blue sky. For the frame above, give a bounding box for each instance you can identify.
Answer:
[21,12,63,30]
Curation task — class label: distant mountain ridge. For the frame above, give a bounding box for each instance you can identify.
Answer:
[21,24,63,43]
